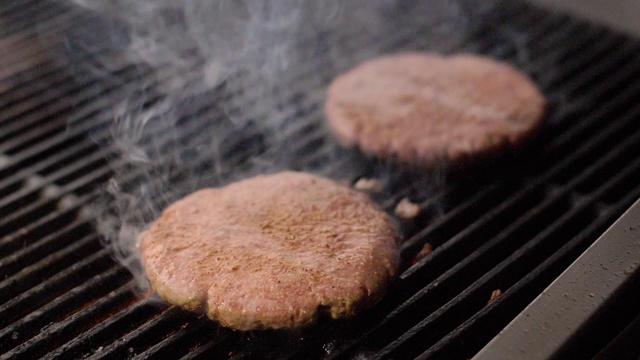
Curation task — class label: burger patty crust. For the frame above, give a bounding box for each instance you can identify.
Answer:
[139,171,399,330]
[325,52,547,167]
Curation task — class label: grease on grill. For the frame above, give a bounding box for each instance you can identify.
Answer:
[487,289,502,305]
[413,243,433,264]
[395,197,421,220]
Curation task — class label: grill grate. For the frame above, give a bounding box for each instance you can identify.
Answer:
[1,1,640,359]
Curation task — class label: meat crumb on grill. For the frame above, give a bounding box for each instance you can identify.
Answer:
[412,243,433,264]
[395,197,420,219]
[353,178,383,193]
[488,289,502,305]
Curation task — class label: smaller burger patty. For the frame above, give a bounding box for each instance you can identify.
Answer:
[139,171,399,330]
[325,53,547,167]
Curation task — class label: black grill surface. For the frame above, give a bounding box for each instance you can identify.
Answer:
[1,1,640,359]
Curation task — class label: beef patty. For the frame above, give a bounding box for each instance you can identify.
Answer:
[324,53,547,167]
[139,171,399,330]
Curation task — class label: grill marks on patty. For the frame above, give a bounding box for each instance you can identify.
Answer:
[325,53,547,167]
[139,172,399,330]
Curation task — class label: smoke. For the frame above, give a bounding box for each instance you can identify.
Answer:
[58,0,483,291]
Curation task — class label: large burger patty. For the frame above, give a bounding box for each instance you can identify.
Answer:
[139,171,399,330]
[324,52,547,167]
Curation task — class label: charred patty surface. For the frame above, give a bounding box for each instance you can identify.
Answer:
[325,53,547,167]
[139,171,399,330]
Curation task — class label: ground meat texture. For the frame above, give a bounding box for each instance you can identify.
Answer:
[139,171,399,331]
[324,53,547,168]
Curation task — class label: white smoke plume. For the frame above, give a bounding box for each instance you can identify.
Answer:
[60,0,481,290]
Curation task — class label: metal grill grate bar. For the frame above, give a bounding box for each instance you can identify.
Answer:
[2,282,137,360]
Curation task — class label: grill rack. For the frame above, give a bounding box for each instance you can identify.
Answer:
[1,1,640,359]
